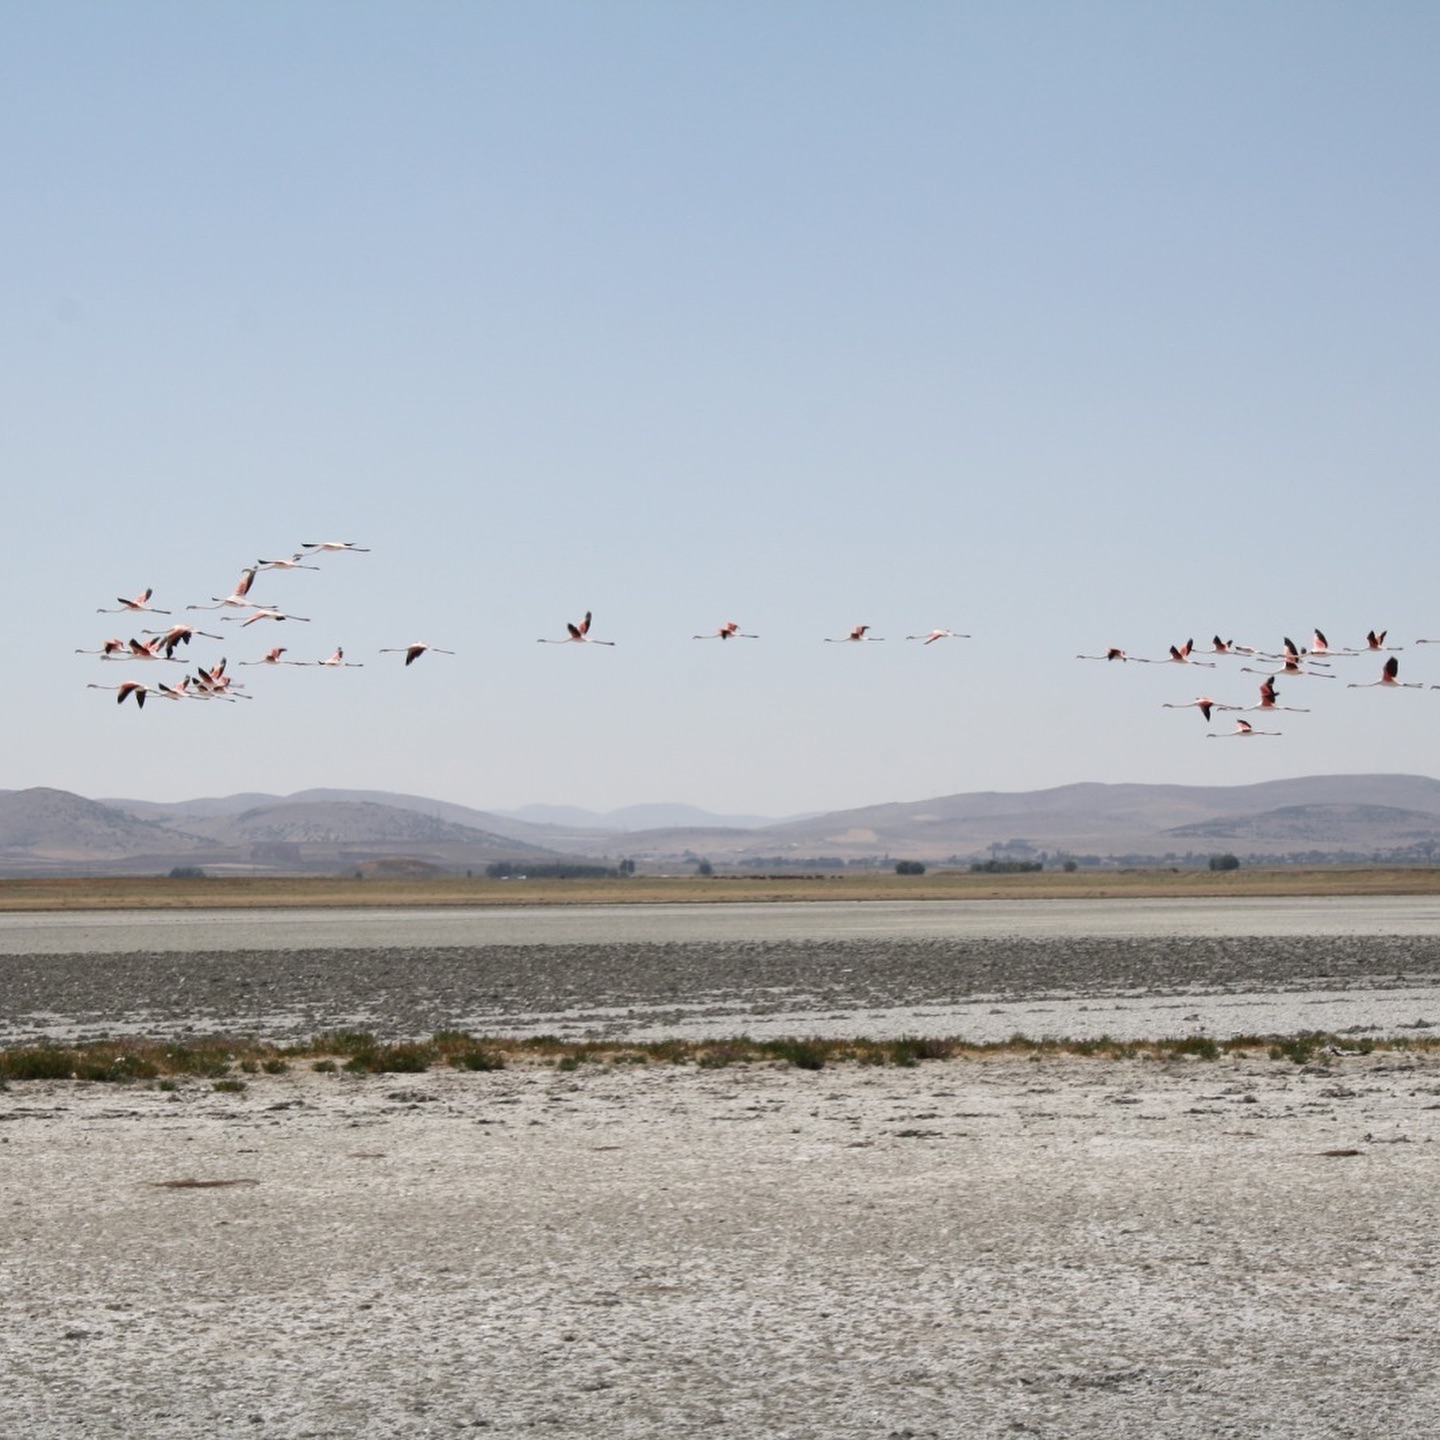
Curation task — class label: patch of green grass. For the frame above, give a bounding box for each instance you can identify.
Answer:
[759,1038,832,1071]
[1,1047,78,1080]
[212,1078,247,1094]
[1161,1035,1222,1061]
[341,1042,434,1075]
[450,1047,505,1071]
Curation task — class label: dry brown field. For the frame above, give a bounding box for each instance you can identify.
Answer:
[3,865,1440,911]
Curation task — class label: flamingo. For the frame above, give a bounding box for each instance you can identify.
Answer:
[318,647,363,667]
[75,638,128,657]
[1305,628,1354,659]
[1348,655,1423,690]
[225,607,312,627]
[1363,629,1401,652]
[1246,677,1310,713]
[825,625,883,643]
[538,612,615,646]
[97,587,170,616]
[300,541,370,553]
[1162,639,1216,668]
[1242,648,1336,680]
[141,623,223,659]
[256,555,321,571]
[1205,636,1257,657]
[906,628,970,644]
[87,680,151,708]
[192,658,250,699]
[381,641,456,665]
[1076,646,1147,662]
[187,567,273,612]
[102,637,175,662]
[693,622,758,640]
[1162,697,1236,722]
[239,647,295,666]
[1208,718,1281,738]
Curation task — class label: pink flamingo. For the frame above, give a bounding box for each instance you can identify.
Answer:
[825,625,884,643]
[1348,656,1423,690]
[538,612,615,646]
[381,641,456,665]
[694,622,758,640]
[141,623,223,659]
[256,555,321,571]
[1162,697,1236,722]
[97,587,170,616]
[1245,677,1309,713]
[87,680,152,708]
[906,628,970,644]
[1208,718,1281,738]
[187,567,273,613]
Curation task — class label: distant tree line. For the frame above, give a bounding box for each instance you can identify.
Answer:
[969,859,1044,874]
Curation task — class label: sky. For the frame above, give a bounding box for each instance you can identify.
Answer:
[5,1,1440,819]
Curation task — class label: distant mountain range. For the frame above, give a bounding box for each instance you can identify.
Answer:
[1,774,1439,875]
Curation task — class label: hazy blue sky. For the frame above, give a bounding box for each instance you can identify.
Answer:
[7,2,1439,817]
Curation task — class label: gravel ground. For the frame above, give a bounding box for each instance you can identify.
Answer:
[3,934,1440,1045]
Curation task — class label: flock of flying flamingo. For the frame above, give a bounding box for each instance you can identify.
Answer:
[81,549,1440,748]
[1079,630,1440,739]
[82,542,984,710]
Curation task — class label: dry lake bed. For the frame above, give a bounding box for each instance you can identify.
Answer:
[4,898,1440,1437]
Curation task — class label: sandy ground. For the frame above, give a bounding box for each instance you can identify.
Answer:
[4,1047,1440,1438]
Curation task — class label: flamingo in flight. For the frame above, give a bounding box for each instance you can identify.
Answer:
[191,659,250,699]
[75,638,128,657]
[301,541,370,553]
[239,647,297,666]
[1205,636,1257,657]
[87,680,152,708]
[381,641,456,665]
[1348,655,1423,689]
[906,628,970,644]
[256,554,321,571]
[141,623,223,659]
[1077,646,1146,662]
[538,612,614,646]
[1363,629,1401,652]
[318,647,363,667]
[825,625,883,643]
[97,587,170,616]
[225,607,312,627]
[1246,677,1309,713]
[1162,639,1216,668]
[187,567,273,613]
[1162,697,1236,722]
[1305,628,1353,660]
[693,622,758,640]
[1208,718,1281,738]
[100,637,176,663]
[1242,641,1336,680]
